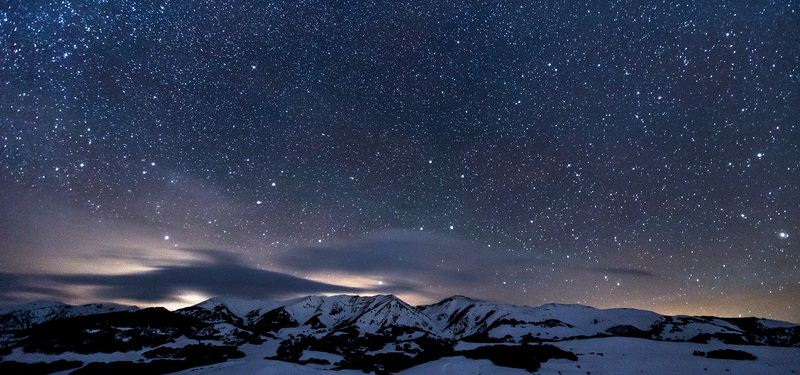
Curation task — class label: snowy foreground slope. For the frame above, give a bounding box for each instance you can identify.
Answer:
[1,295,798,374]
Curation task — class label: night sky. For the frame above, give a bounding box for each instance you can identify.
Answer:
[1,1,798,322]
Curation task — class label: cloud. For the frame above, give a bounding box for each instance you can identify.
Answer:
[279,230,491,278]
[0,249,363,305]
[274,229,534,301]
[0,272,76,305]
[272,230,664,306]
[588,266,656,278]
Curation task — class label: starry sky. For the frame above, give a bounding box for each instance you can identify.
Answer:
[1,1,798,322]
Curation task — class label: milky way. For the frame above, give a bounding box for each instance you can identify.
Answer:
[1,1,798,322]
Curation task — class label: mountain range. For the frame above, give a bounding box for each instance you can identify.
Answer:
[1,294,798,374]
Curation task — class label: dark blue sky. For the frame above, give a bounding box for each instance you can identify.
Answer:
[1,1,798,322]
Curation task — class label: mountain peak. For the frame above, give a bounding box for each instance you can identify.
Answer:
[368,294,403,304]
[192,296,228,309]
[0,300,67,314]
[440,295,478,304]
[0,300,137,331]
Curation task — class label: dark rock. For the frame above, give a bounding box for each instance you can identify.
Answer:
[705,349,757,361]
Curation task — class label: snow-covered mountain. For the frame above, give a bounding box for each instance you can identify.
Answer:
[1,295,798,374]
[418,296,798,346]
[0,300,137,331]
[182,296,284,326]
[249,294,439,336]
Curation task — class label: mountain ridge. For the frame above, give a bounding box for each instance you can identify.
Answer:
[0,300,138,332]
[1,294,798,374]
[171,294,799,345]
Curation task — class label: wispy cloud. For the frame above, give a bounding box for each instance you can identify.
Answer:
[0,249,363,305]
[278,229,496,282]
[588,266,656,278]
[273,229,541,303]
